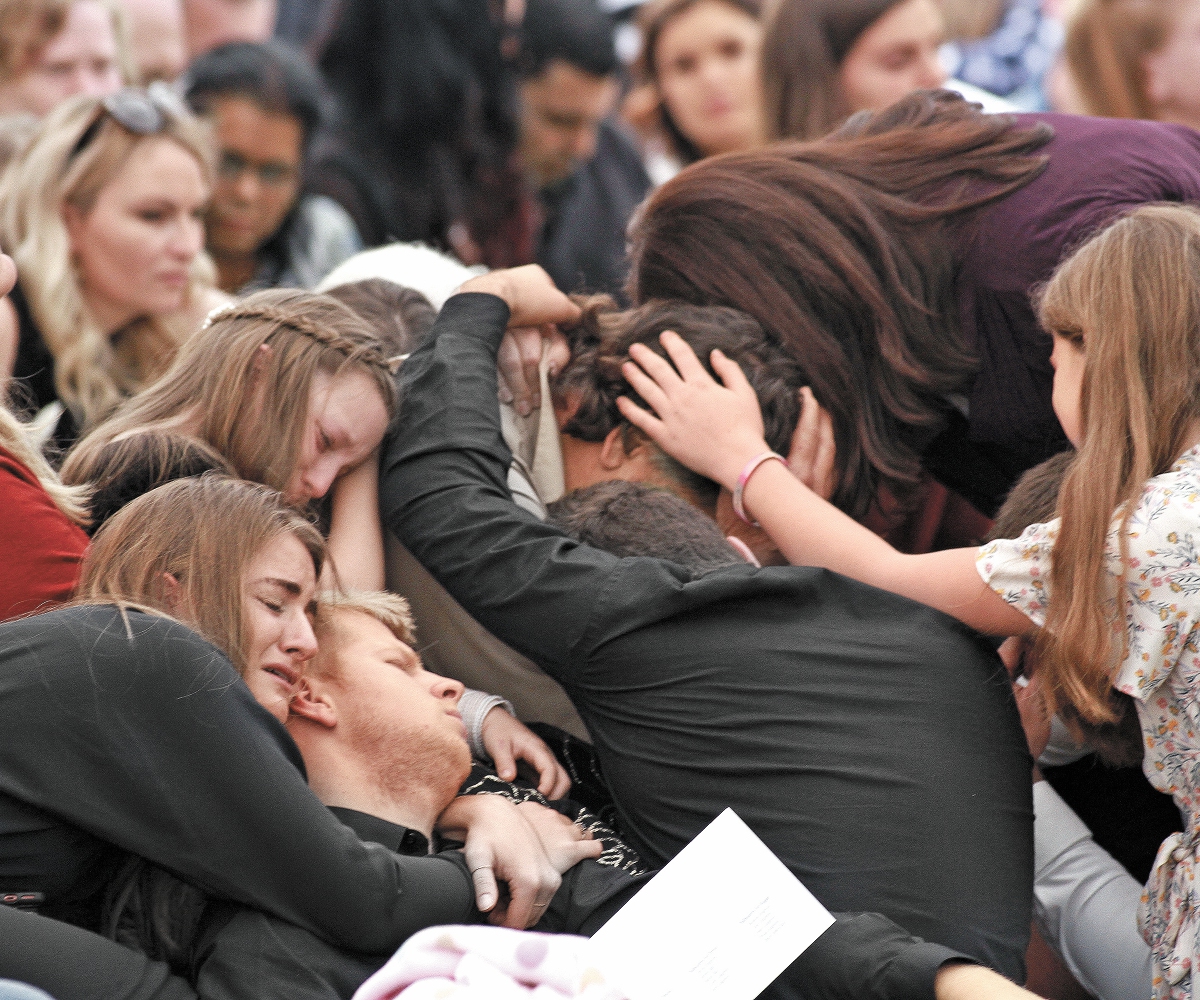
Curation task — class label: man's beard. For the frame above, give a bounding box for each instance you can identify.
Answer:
[354,709,473,813]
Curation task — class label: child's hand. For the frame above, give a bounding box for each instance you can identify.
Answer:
[481,706,572,799]
[617,331,771,491]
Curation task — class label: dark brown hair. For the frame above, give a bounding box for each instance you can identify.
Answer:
[546,479,743,575]
[323,278,437,357]
[761,0,905,141]
[637,0,764,163]
[555,294,807,506]
[628,90,1053,518]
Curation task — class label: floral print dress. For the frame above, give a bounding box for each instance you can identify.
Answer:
[976,445,1200,1000]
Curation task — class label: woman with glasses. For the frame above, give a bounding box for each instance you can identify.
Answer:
[0,86,227,451]
[183,40,361,295]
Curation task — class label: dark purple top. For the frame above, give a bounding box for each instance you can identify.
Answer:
[951,113,1200,490]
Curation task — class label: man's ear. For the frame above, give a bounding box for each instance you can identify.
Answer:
[599,426,631,470]
[288,677,337,729]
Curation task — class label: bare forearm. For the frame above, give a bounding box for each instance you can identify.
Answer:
[739,460,1031,636]
[935,964,1044,1000]
[325,449,385,591]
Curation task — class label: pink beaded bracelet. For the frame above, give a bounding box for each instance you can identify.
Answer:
[733,451,787,526]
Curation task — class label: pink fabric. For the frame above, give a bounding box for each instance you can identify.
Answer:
[352,925,627,1000]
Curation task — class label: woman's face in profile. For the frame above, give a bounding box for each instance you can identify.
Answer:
[654,0,765,157]
[63,135,208,331]
[837,0,947,117]
[283,367,391,504]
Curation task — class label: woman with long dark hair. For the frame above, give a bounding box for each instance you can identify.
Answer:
[308,0,536,269]
[628,90,1200,527]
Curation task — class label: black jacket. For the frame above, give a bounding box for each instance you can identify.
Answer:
[382,293,1035,996]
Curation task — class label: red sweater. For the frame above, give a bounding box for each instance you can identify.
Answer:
[1,447,89,621]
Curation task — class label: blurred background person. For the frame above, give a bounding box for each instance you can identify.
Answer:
[630,0,765,171]
[119,0,187,83]
[182,0,275,59]
[273,0,334,48]
[309,0,532,269]
[184,40,360,293]
[0,89,225,450]
[762,0,1014,143]
[1063,0,1200,131]
[763,0,949,141]
[0,0,130,117]
[516,0,650,297]
[939,0,1065,111]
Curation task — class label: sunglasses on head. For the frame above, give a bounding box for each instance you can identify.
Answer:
[69,83,190,160]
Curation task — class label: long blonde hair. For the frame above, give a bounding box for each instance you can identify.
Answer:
[1036,203,1200,723]
[1064,0,1186,119]
[0,91,214,431]
[77,475,325,674]
[64,289,399,494]
[0,403,90,524]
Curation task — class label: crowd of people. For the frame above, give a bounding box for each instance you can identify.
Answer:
[2,1,1200,999]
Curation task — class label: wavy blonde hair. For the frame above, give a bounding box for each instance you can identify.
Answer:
[77,475,325,674]
[0,402,90,523]
[0,91,215,432]
[64,289,399,494]
[1035,203,1200,724]
[1064,0,1186,119]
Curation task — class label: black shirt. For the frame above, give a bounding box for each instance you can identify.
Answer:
[381,293,1035,991]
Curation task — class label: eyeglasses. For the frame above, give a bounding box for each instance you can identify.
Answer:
[69,82,190,160]
[217,150,298,188]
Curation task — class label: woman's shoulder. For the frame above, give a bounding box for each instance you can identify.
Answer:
[0,604,235,682]
[1024,112,1200,195]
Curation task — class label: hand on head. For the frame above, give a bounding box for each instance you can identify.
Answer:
[459,265,579,415]
[617,330,770,491]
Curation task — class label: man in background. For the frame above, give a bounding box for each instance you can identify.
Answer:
[516,0,650,299]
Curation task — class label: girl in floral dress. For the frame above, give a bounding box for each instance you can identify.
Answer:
[611,202,1200,998]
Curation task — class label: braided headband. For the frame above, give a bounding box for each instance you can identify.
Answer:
[201,303,404,373]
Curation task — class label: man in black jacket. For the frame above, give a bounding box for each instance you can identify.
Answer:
[381,266,1038,999]
[516,0,651,299]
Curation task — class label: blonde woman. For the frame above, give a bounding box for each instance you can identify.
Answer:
[0,86,227,449]
[63,287,393,589]
[1064,0,1200,129]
